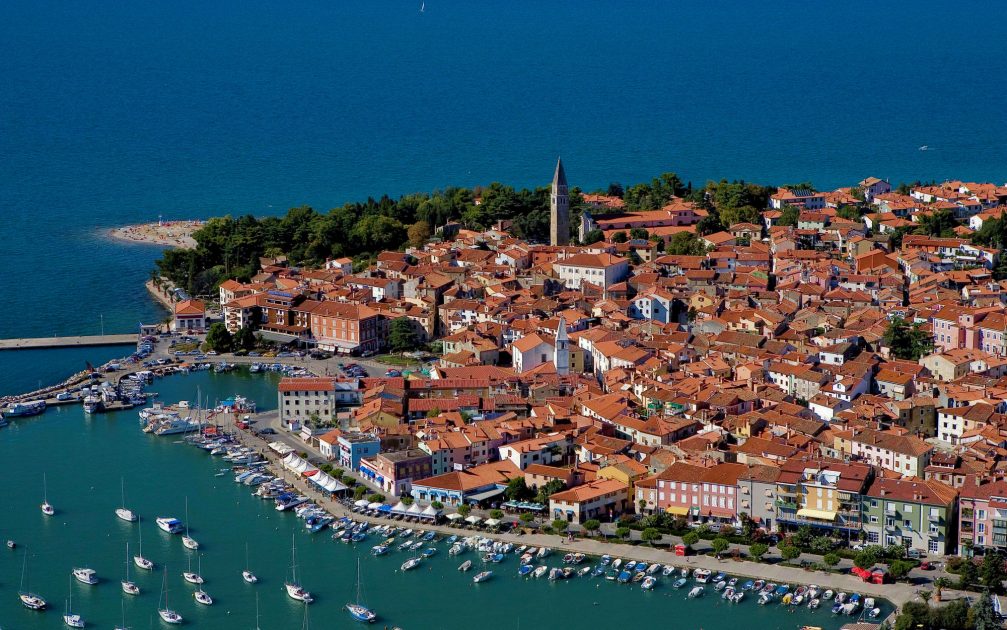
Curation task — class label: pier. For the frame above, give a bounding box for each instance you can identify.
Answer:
[0,334,138,351]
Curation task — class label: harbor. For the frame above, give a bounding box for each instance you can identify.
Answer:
[0,368,893,629]
[0,334,139,351]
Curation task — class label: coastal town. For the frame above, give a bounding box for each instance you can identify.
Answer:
[7,162,1007,629]
[134,162,1007,600]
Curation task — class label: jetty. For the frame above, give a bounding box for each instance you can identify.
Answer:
[0,334,138,351]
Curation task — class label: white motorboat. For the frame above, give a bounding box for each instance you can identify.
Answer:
[156,517,183,534]
[458,560,472,572]
[72,568,98,585]
[688,586,704,598]
[401,557,422,571]
[473,570,493,583]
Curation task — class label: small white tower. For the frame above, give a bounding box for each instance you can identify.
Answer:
[554,317,570,376]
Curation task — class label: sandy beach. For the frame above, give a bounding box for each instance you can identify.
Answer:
[108,220,203,249]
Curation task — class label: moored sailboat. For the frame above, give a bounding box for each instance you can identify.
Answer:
[116,478,138,522]
[285,534,313,603]
[133,519,154,570]
[122,542,140,595]
[345,558,376,622]
[157,568,183,624]
[19,548,47,610]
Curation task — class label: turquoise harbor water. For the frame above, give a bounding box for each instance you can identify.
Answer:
[2,0,1007,337]
[0,370,878,629]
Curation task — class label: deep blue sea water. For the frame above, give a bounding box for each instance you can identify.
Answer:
[1,0,1005,338]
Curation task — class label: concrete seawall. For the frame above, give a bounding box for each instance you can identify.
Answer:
[0,334,138,351]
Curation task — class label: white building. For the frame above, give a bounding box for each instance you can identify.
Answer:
[552,253,629,290]
[277,377,336,429]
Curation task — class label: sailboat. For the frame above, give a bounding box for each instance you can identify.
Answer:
[419,1,425,12]
[182,497,199,550]
[242,542,258,583]
[284,533,313,603]
[345,558,376,622]
[63,575,85,627]
[41,473,55,516]
[254,593,261,630]
[122,542,140,595]
[18,547,47,610]
[157,568,183,624]
[116,478,138,522]
[192,555,213,605]
[183,554,204,584]
[133,519,154,570]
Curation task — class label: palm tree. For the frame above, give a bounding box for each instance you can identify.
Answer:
[933,577,951,602]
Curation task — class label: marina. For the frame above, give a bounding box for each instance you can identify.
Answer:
[0,368,890,629]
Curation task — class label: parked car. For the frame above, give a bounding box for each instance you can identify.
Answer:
[259,428,277,435]
[385,369,402,377]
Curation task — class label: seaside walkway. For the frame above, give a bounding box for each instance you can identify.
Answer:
[0,334,138,351]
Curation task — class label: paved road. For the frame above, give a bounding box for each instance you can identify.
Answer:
[0,333,138,351]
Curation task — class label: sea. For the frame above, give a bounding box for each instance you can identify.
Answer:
[0,368,881,629]
[0,0,1000,626]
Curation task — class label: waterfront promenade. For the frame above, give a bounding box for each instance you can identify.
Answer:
[0,333,138,351]
[230,426,939,613]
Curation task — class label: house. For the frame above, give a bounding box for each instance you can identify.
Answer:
[775,459,873,535]
[737,464,782,531]
[358,449,433,496]
[770,188,826,210]
[838,427,933,478]
[277,377,336,429]
[173,299,206,332]
[409,460,522,507]
[959,479,1007,554]
[498,433,573,470]
[861,477,957,555]
[552,253,630,290]
[859,177,892,203]
[310,302,386,355]
[336,432,381,472]
[549,478,629,523]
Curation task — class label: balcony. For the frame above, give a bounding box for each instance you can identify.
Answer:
[776,499,798,510]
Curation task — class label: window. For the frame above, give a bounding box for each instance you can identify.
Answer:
[867,531,880,544]
[870,515,878,524]
[904,504,913,513]
[669,482,676,490]
[929,539,940,554]
[904,519,912,529]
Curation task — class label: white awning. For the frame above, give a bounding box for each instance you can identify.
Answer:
[310,471,348,493]
[406,503,424,515]
[391,501,410,514]
[421,505,441,518]
[269,441,294,455]
[367,502,383,510]
[465,515,482,524]
[354,499,370,507]
[281,453,317,475]
[484,518,500,527]
[446,513,465,521]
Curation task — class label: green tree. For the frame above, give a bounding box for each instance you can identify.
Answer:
[406,220,432,247]
[401,496,414,505]
[889,559,914,581]
[367,493,385,503]
[711,537,730,556]
[810,535,834,554]
[836,204,862,221]
[615,526,630,540]
[883,316,934,360]
[682,531,699,547]
[583,519,601,535]
[779,545,801,563]
[972,590,1000,630]
[980,552,1006,591]
[535,479,565,505]
[519,512,535,524]
[823,553,840,568]
[629,227,649,240]
[611,231,628,243]
[914,207,958,237]
[204,322,233,353]
[959,558,978,589]
[696,214,724,236]
[552,519,569,534]
[719,205,761,227]
[353,486,367,500]
[777,205,800,227]
[388,317,420,353]
[641,528,662,545]
[235,325,256,351]
[582,229,604,245]
[854,548,879,570]
[749,542,769,561]
[489,509,504,520]
[504,477,533,502]
[665,232,708,256]
[934,576,951,600]
[456,504,471,517]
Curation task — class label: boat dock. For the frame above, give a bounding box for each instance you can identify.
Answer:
[0,334,138,351]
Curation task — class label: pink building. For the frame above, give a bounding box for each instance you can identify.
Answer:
[644,462,747,524]
[959,478,1007,553]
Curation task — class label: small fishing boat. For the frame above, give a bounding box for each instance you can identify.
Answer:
[422,547,438,558]
[688,586,704,598]
[458,560,472,572]
[808,598,820,609]
[693,568,711,583]
[713,572,726,583]
[822,589,834,600]
[533,565,548,578]
[761,582,776,595]
[673,578,687,589]
[401,557,422,571]
[73,567,98,585]
[6,539,15,549]
[612,558,622,569]
[625,560,637,571]
[578,566,591,577]
[617,570,631,583]
[591,565,604,577]
[831,602,843,614]
[600,555,611,565]
[632,570,645,583]
[714,580,727,592]
[742,580,755,590]
[868,607,881,618]
[549,568,563,581]
[518,564,532,577]
[642,576,657,590]
[731,590,745,604]
[722,586,735,600]
[782,593,793,605]
[680,567,689,578]
[758,593,772,606]
[775,584,790,597]
[371,545,389,556]
[662,565,675,576]
[473,571,493,583]
[648,563,662,575]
